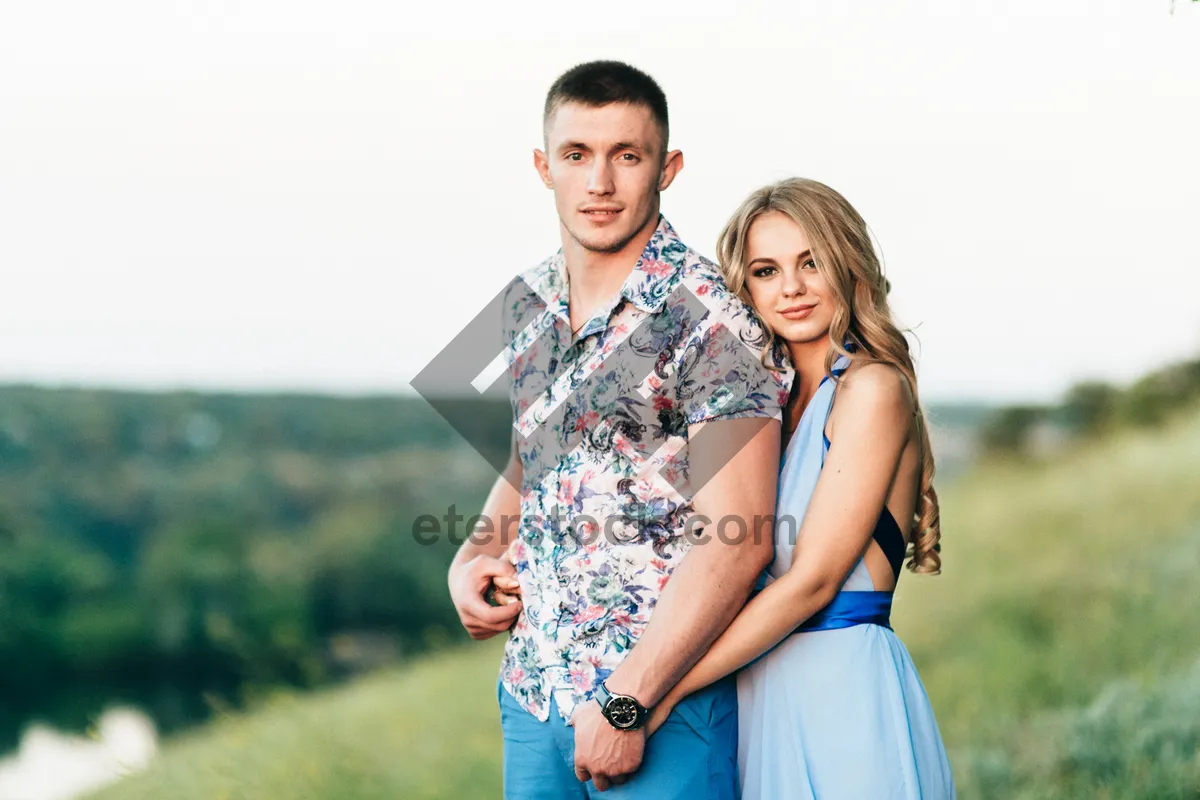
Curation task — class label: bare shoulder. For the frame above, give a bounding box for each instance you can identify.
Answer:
[833,360,915,425]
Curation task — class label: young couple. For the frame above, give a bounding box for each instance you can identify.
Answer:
[447,60,955,799]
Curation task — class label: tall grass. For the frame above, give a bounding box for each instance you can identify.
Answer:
[90,639,507,800]
[955,658,1200,798]
[898,408,1200,746]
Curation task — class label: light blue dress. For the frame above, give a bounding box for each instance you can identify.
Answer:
[736,355,956,799]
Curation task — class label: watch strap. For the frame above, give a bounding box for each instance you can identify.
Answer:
[593,680,650,730]
[593,681,613,709]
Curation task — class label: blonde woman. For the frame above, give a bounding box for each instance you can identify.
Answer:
[648,178,954,798]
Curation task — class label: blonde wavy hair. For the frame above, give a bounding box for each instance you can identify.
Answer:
[716,178,942,574]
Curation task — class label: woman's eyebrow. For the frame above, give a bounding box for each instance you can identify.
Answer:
[749,249,812,267]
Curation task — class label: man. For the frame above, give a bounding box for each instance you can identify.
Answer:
[447,60,791,798]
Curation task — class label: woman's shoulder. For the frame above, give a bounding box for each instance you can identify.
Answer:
[831,360,915,430]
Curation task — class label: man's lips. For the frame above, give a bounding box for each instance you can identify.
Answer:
[581,208,623,224]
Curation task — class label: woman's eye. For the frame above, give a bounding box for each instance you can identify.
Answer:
[752,266,777,278]
[802,259,817,270]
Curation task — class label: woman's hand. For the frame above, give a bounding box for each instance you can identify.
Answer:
[485,540,523,615]
[487,574,522,607]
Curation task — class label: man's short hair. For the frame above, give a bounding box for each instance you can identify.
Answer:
[543,60,670,153]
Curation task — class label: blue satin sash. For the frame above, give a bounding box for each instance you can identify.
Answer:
[795,590,893,633]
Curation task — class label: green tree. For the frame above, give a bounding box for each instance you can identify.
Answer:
[980,405,1048,456]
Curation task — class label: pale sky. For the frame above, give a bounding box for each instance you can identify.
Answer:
[1,0,1197,402]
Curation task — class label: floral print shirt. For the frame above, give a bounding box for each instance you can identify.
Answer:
[498,216,792,721]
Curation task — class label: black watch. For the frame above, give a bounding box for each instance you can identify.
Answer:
[592,681,651,731]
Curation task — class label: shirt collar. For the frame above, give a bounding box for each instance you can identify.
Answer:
[618,215,688,314]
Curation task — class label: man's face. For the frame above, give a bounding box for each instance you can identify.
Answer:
[535,102,680,255]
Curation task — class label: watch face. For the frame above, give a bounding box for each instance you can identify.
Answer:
[606,697,640,729]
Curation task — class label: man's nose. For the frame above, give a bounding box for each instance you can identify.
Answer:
[588,160,615,195]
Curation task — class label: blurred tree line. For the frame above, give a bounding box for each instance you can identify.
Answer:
[978,357,1200,457]
[0,387,511,736]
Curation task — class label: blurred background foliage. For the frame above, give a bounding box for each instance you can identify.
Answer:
[0,389,507,749]
[976,358,1200,457]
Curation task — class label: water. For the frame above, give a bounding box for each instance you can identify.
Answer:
[0,674,241,753]
[0,675,242,799]
[0,708,157,800]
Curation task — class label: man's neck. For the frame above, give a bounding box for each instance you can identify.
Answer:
[560,211,661,333]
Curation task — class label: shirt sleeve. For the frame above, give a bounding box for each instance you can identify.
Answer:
[676,287,792,426]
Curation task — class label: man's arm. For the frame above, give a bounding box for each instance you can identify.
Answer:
[568,416,779,790]
[601,415,780,705]
[447,430,524,639]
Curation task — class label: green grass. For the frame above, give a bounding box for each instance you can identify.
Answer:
[93,410,1200,799]
[897,408,1200,745]
[954,658,1200,799]
[89,640,508,800]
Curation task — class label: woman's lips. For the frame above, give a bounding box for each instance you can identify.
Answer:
[779,304,816,320]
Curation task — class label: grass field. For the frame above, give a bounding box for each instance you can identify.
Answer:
[92,409,1200,799]
[89,640,509,800]
[896,408,1200,797]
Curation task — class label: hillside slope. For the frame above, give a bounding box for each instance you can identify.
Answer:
[93,408,1200,799]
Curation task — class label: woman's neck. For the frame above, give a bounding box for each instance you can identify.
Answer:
[784,338,834,428]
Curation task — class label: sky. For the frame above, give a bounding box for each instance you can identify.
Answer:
[1,0,1197,402]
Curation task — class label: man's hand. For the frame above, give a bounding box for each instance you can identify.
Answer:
[449,554,522,639]
[570,699,646,791]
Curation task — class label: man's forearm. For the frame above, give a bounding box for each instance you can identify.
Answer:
[449,462,522,575]
[603,416,780,709]
[603,529,769,708]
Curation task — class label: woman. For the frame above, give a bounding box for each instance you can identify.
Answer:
[651,178,954,798]
[492,178,955,798]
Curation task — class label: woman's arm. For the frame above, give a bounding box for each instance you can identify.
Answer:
[647,363,914,733]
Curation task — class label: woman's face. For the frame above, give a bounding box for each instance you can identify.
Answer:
[743,211,836,346]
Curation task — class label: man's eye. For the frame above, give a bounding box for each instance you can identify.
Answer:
[567,153,583,162]
[621,153,638,161]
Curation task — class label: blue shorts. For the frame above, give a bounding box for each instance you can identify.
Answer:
[498,677,739,799]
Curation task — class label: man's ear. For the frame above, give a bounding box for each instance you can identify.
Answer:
[659,149,684,192]
[533,149,553,189]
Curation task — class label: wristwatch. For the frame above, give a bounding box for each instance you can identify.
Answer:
[592,681,651,731]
